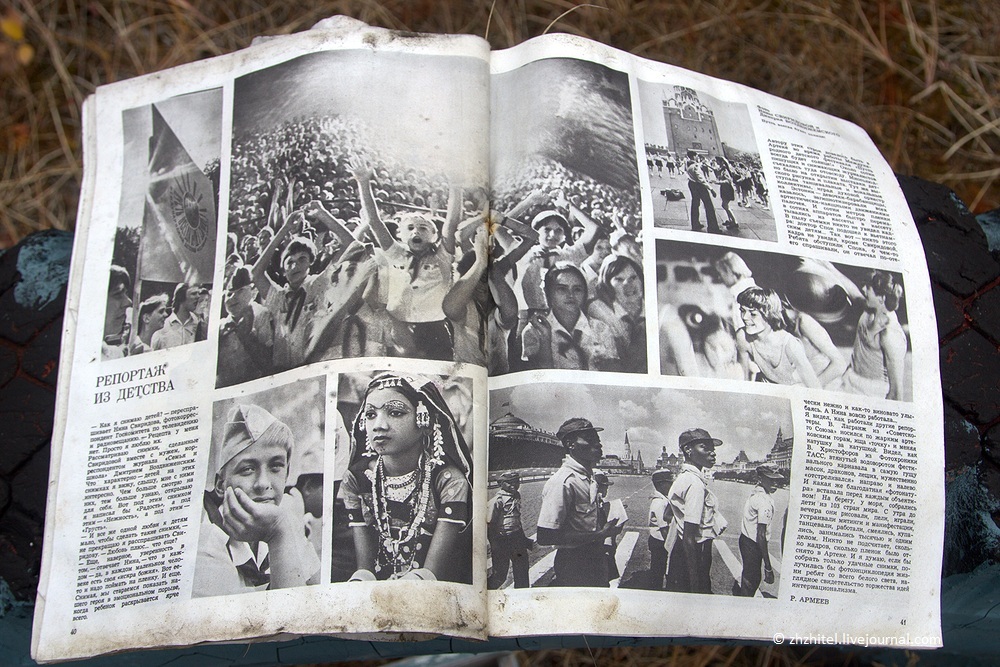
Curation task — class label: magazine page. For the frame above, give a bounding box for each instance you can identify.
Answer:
[32,19,493,662]
[485,34,943,648]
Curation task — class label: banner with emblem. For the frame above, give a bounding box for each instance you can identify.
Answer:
[139,104,217,285]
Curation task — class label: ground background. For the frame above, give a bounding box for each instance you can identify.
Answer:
[2,1,995,665]
[2,0,998,248]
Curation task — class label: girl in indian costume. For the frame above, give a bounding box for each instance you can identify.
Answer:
[341,373,473,582]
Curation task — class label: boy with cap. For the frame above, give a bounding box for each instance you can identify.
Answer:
[193,404,320,597]
[510,194,602,364]
[536,418,622,587]
[734,465,782,596]
[487,471,532,589]
[666,428,727,594]
[252,183,363,371]
[217,266,274,387]
[516,204,590,311]
[647,469,675,590]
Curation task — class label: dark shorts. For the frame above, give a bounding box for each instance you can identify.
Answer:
[387,317,454,361]
[552,541,609,588]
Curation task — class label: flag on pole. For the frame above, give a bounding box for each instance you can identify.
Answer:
[139,105,217,285]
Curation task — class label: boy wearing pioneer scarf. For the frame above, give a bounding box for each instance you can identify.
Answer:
[251,180,361,372]
[193,404,319,597]
[351,156,460,361]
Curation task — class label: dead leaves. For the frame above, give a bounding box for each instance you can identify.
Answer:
[2,9,33,152]
[2,8,34,67]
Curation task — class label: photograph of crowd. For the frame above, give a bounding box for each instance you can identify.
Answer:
[329,370,474,584]
[217,50,490,385]
[489,58,645,375]
[488,382,792,596]
[638,82,776,242]
[105,88,221,360]
[193,376,326,597]
[656,240,911,400]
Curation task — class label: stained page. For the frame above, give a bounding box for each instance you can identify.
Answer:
[485,33,942,649]
[33,18,493,662]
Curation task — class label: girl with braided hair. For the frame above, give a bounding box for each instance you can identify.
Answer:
[340,373,473,583]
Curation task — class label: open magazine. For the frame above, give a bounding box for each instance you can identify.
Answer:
[32,16,944,662]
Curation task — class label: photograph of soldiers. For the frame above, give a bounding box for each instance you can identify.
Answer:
[488,382,792,596]
[638,82,776,242]
[491,57,645,375]
[193,376,325,597]
[656,240,912,400]
[106,88,221,360]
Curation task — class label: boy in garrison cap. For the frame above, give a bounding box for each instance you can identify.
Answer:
[217,266,274,387]
[734,465,783,597]
[487,471,532,589]
[193,404,320,597]
[647,469,675,590]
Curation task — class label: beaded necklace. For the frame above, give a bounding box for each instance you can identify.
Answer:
[383,467,418,502]
[372,452,436,578]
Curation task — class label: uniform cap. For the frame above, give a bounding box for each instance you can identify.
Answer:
[678,427,721,450]
[556,417,604,443]
[530,210,572,239]
[756,465,784,480]
[651,469,673,483]
[217,404,293,475]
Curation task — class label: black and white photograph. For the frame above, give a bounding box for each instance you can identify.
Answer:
[105,88,221,360]
[638,82,777,241]
[656,240,912,400]
[489,58,645,375]
[193,375,326,598]
[488,383,792,597]
[218,50,489,385]
[330,370,474,584]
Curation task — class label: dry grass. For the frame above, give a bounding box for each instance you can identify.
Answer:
[2,0,998,247]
